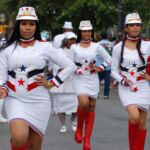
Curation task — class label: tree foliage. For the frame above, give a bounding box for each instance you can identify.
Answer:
[0,0,149,36]
[124,0,150,24]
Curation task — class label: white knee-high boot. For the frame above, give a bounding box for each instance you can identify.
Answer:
[0,99,7,123]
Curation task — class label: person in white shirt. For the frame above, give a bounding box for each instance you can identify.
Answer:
[53,21,73,49]
[111,13,150,150]
[69,20,111,150]
[0,6,76,150]
[50,32,78,133]
[38,21,111,150]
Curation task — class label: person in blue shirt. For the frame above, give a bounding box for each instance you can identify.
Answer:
[97,32,112,99]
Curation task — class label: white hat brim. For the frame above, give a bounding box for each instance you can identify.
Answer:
[79,27,93,30]
[67,35,77,39]
[62,26,73,29]
[16,16,38,21]
[126,20,142,24]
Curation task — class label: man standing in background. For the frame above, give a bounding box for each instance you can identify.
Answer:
[53,21,73,49]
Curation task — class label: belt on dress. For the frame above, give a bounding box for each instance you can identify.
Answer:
[7,68,45,92]
[8,68,45,79]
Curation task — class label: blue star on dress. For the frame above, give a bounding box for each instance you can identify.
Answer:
[132,62,137,67]
[19,65,27,72]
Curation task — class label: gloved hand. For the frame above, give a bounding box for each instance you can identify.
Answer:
[89,64,104,74]
[120,78,131,87]
[121,78,138,92]
[97,65,105,72]
[76,68,83,75]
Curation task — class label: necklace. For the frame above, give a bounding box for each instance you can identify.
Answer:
[20,37,35,44]
[81,39,91,43]
[126,34,140,41]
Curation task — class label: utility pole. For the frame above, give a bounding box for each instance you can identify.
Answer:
[117,0,124,34]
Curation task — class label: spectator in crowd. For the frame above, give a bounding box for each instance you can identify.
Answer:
[53,21,73,49]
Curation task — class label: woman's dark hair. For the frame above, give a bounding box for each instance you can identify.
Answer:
[0,20,41,51]
[61,38,68,48]
[119,28,145,68]
[77,30,95,43]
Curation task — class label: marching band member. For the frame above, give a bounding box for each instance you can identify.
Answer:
[69,20,111,150]
[0,6,76,150]
[111,13,150,150]
[50,32,78,133]
[53,21,73,49]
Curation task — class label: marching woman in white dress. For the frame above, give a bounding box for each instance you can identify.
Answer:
[0,6,76,150]
[69,21,111,150]
[50,32,78,133]
[53,21,74,49]
[111,13,150,150]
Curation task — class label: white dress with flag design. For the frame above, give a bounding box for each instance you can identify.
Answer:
[69,42,111,99]
[0,40,76,137]
[111,41,150,111]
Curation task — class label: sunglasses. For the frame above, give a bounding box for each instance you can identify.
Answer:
[128,23,141,27]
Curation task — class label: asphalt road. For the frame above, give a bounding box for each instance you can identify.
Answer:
[0,86,150,150]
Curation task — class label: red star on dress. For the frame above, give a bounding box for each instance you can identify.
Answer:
[18,79,25,86]
[130,71,135,76]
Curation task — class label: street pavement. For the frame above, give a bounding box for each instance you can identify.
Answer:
[0,86,150,150]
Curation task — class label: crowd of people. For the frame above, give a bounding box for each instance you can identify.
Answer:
[0,6,150,150]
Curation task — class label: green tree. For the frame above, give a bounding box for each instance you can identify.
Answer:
[0,0,118,35]
[0,0,150,37]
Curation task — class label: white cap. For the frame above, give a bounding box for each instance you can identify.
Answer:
[79,20,93,30]
[16,6,38,21]
[62,21,73,29]
[65,32,77,40]
[125,13,142,25]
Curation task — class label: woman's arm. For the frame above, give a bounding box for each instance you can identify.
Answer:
[49,48,76,86]
[111,45,123,83]
[0,50,9,98]
[36,44,77,88]
[97,45,111,67]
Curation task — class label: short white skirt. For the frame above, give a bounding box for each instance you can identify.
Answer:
[72,73,100,99]
[5,99,51,137]
[118,81,150,111]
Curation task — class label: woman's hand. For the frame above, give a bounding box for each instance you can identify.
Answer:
[121,78,132,87]
[88,64,104,73]
[0,88,7,99]
[34,75,54,89]
[140,71,150,81]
